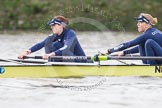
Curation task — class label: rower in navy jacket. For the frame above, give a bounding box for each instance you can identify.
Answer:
[106,13,162,65]
[18,16,86,62]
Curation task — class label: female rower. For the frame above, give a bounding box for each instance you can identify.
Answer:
[18,15,86,62]
[106,13,162,65]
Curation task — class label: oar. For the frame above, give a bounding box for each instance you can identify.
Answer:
[0,58,21,63]
[49,56,91,61]
[0,58,47,64]
[11,59,47,64]
[23,55,162,61]
[49,55,162,61]
[23,56,91,62]
[106,56,162,60]
[23,56,91,60]
[93,55,162,61]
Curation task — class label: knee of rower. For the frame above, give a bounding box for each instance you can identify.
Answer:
[62,49,74,56]
[145,39,154,47]
[52,41,63,50]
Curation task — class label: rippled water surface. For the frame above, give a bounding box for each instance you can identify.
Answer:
[0,32,162,108]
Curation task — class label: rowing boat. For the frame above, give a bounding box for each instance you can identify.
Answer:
[1,56,162,78]
[1,61,162,78]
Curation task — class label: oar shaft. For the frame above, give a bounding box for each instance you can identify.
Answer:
[11,59,47,64]
[49,56,92,62]
[91,55,162,61]
[0,59,18,63]
[107,56,162,60]
[22,55,162,62]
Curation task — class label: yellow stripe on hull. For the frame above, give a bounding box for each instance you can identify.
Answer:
[1,64,162,78]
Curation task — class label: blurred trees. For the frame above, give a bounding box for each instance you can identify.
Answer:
[0,0,162,31]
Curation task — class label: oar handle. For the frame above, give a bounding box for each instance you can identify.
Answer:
[23,56,43,59]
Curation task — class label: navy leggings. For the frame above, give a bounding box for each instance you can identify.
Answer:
[45,41,74,56]
[139,39,162,65]
[45,41,69,62]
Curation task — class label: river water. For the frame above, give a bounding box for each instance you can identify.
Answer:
[0,31,162,108]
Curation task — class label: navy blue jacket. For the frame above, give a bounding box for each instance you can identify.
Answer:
[29,29,86,56]
[109,28,162,54]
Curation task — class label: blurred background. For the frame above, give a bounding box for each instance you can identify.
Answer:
[0,0,162,32]
[1,1,162,108]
